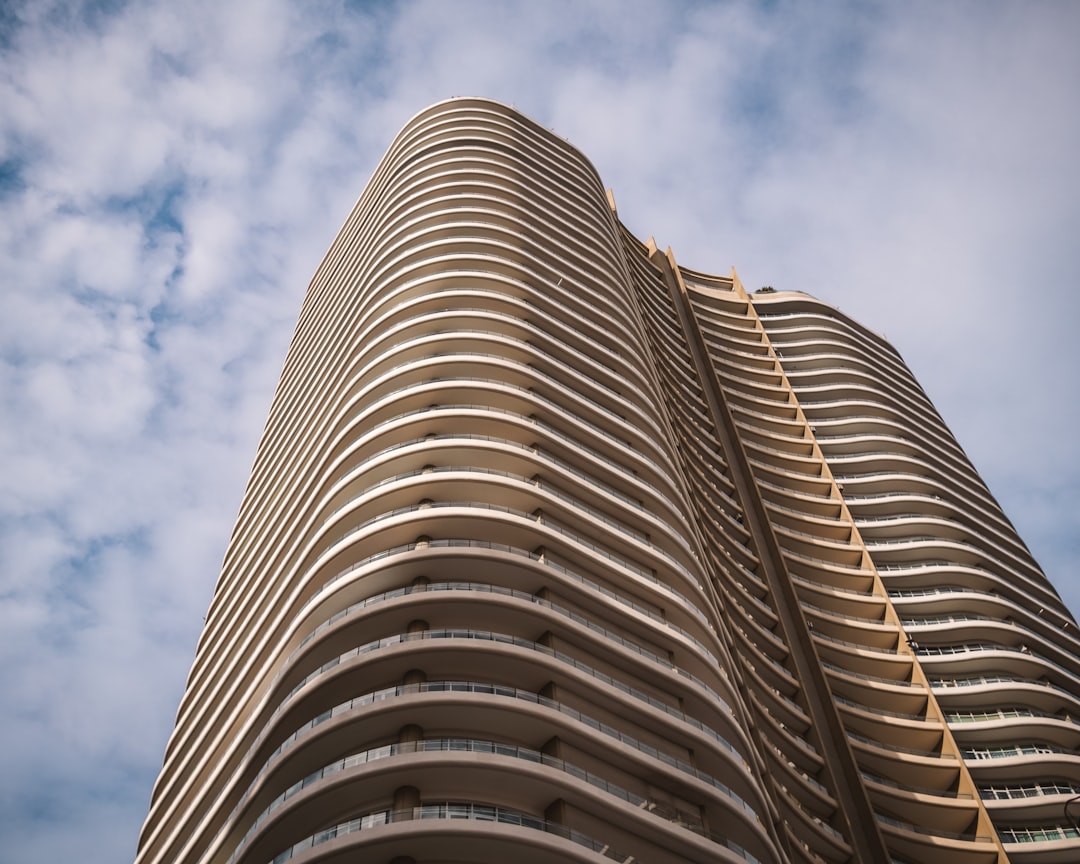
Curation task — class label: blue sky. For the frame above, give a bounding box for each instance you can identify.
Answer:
[1,1,1078,861]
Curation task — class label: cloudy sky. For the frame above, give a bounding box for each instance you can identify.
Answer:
[1,1,1077,861]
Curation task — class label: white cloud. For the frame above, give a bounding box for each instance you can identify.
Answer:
[0,2,1077,862]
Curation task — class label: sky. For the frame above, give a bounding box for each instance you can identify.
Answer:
[0,1,1077,861]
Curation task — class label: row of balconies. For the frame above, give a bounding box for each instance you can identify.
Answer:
[694,286,1006,863]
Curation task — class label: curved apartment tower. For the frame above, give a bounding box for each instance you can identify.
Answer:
[136,99,1080,864]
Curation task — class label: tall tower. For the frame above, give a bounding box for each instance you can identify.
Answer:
[136,98,1080,864]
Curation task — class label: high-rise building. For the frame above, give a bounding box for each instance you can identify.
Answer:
[135,98,1080,864]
